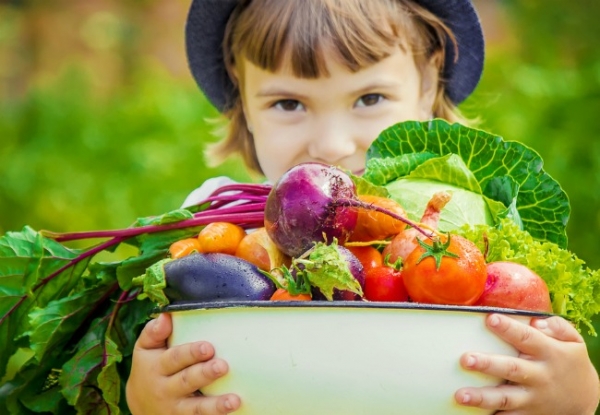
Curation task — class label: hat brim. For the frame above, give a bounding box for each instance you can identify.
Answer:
[185,0,484,112]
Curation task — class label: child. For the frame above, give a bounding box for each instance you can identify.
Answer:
[126,0,600,414]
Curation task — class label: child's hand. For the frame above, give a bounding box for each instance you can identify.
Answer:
[126,313,241,415]
[455,314,599,415]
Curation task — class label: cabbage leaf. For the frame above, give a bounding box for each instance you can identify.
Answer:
[364,120,570,248]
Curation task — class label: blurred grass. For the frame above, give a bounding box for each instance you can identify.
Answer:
[0,64,253,235]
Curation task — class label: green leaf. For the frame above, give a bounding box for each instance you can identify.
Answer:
[132,208,194,227]
[383,154,515,231]
[408,154,482,193]
[366,120,570,247]
[0,358,55,415]
[295,241,363,300]
[19,367,68,414]
[97,336,123,414]
[27,280,116,364]
[132,258,171,306]
[385,178,499,230]
[484,175,523,228]
[350,174,390,198]
[362,152,438,185]
[0,227,90,381]
[116,249,166,291]
[111,298,154,358]
[59,316,110,410]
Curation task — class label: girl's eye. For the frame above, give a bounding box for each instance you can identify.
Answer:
[274,99,304,111]
[355,93,384,108]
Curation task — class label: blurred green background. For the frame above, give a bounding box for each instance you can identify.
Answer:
[1,0,599,407]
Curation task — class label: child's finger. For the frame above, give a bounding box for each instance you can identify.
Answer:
[455,384,528,411]
[135,313,173,350]
[166,357,229,397]
[459,352,540,385]
[531,316,584,343]
[485,313,548,356]
[160,340,216,377]
[176,393,241,415]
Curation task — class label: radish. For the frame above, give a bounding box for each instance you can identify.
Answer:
[476,262,553,312]
[264,162,433,258]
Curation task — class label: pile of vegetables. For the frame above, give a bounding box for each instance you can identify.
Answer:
[1,120,599,414]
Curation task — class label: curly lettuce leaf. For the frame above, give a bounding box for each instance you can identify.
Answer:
[365,120,570,247]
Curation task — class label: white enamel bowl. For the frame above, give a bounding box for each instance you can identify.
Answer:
[165,301,548,415]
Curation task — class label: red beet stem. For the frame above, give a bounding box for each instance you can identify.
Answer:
[337,198,436,240]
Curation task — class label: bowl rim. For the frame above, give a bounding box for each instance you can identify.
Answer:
[159,300,553,317]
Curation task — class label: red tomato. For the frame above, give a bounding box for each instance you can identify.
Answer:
[345,245,383,273]
[402,234,486,305]
[364,266,409,302]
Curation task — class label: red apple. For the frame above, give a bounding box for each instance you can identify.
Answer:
[475,261,553,312]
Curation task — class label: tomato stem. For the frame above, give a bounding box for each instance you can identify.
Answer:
[414,234,459,271]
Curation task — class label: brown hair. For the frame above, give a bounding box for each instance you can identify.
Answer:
[206,0,470,175]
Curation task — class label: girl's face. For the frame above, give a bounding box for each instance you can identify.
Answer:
[241,46,437,182]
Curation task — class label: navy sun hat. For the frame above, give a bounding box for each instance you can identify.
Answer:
[185,0,485,112]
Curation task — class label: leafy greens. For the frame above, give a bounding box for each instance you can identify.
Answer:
[0,184,269,414]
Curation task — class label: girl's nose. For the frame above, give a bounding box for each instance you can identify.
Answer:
[307,118,357,164]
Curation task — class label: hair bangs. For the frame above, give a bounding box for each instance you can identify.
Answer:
[227,0,423,80]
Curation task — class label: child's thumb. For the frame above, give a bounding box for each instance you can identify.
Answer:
[136,313,173,350]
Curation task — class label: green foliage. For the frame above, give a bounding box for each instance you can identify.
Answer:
[0,225,155,414]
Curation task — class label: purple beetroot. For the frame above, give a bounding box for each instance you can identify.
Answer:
[264,162,359,258]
